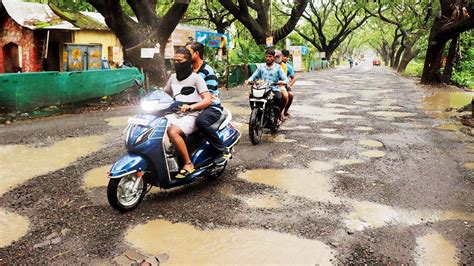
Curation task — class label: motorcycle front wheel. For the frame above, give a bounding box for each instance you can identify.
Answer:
[107,174,147,213]
[249,108,263,145]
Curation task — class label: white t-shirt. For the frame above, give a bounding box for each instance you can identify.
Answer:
[164,73,209,103]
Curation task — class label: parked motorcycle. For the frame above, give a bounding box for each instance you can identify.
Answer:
[248,81,281,145]
[107,85,241,212]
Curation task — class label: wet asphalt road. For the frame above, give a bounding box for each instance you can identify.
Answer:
[0,62,473,264]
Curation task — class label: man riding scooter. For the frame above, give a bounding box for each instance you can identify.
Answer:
[186,41,231,166]
[163,47,212,179]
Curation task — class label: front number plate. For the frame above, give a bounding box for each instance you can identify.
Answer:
[128,117,149,126]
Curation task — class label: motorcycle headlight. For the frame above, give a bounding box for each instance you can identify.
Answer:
[252,88,265,98]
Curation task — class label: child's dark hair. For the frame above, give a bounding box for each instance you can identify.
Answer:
[282,49,290,57]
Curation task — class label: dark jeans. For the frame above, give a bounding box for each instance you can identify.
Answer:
[196,106,225,152]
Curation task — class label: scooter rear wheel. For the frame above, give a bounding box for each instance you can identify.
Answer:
[249,108,263,145]
[107,174,147,213]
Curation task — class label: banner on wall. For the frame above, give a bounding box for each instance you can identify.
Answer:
[195,31,231,48]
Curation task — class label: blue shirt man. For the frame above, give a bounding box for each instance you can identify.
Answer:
[248,58,288,91]
[246,48,288,120]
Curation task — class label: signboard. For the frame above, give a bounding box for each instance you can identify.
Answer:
[266,36,273,47]
[164,37,175,59]
[140,48,159,59]
[196,31,230,48]
[301,46,309,55]
[289,46,302,71]
[172,28,195,46]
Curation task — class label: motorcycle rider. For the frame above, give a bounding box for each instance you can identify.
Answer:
[245,48,288,121]
[164,47,212,179]
[281,49,296,117]
[274,50,289,120]
[186,41,231,165]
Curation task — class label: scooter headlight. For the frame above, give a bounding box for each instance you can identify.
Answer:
[141,100,170,113]
[135,127,154,145]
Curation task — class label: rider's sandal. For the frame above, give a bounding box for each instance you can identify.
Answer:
[175,164,195,179]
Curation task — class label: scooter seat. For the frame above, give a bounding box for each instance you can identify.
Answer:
[210,109,229,131]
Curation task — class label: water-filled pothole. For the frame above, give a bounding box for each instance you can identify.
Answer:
[125,220,335,264]
[0,135,105,196]
[0,209,30,248]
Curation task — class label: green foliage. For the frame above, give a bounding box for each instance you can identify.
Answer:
[452,31,474,89]
[402,60,424,77]
[229,39,266,64]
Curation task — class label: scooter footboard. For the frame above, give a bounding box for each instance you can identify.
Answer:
[108,153,148,179]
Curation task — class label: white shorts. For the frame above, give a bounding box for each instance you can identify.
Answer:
[166,113,199,136]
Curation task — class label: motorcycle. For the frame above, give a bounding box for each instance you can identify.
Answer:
[107,85,241,212]
[248,81,281,145]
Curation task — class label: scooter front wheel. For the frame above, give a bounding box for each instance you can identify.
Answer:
[249,108,263,145]
[107,174,147,213]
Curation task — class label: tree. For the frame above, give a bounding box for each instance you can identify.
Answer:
[183,0,235,33]
[292,1,372,62]
[421,0,474,84]
[367,0,433,72]
[86,0,190,85]
[218,0,309,45]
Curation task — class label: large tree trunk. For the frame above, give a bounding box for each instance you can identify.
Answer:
[421,18,447,83]
[397,49,418,73]
[421,1,474,84]
[441,34,459,83]
[87,0,189,86]
[393,45,404,70]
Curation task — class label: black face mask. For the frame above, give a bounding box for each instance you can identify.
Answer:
[174,61,193,81]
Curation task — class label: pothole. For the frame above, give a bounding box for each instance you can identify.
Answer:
[0,135,105,196]
[125,220,336,264]
[0,208,30,248]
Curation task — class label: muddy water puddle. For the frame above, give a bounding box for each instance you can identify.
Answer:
[358,140,384,147]
[320,133,345,139]
[0,209,30,248]
[354,126,373,131]
[415,232,458,265]
[360,150,386,158]
[0,135,105,196]
[320,128,337,133]
[421,90,473,119]
[125,220,335,264]
[294,80,318,86]
[311,147,331,151]
[316,92,353,101]
[239,168,340,203]
[224,104,250,116]
[324,103,359,110]
[261,134,296,143]
[105,116,129,127]
[272,153,293,163]
[83,165,112,188]
[368,111,417,118]
[336,159,364,166]
[242,194,282,209]
[464,162,474,169]
[345,201,474,232]
[293,105,363,121]
[435,123,462,131]
[280,125,311,131]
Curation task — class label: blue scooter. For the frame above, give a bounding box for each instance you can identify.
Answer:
[107,86,241,212]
